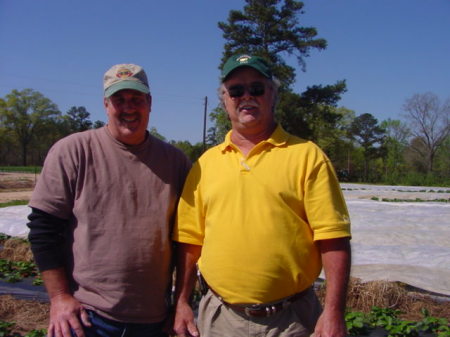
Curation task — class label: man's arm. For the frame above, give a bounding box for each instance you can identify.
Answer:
[27,208,90,337]
[314,237,351,337]
[42,268,91,337]
[173,242,202,337]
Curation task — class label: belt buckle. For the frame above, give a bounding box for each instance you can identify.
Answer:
[244,304,263,317]
[244,304,283,317]
[242,296,296,317]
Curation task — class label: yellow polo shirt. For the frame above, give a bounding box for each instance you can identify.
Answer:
[173,125,350,304]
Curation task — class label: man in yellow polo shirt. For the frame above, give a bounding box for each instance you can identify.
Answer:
[172,54,351,337]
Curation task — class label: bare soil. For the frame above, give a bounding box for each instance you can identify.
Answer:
[0,295,49,334]
[0,172,37,204]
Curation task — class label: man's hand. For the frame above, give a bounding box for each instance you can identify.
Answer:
[173,301,199,337]
[315,238,351,337]
[313,308,347,337]
[40,268,91,337]
[47,293,91,337]
[172,243,202,337]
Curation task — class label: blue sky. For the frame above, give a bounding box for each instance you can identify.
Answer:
[1,0,449,143]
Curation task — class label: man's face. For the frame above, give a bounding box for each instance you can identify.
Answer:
[222,67,275,133]
[104,89,151,145]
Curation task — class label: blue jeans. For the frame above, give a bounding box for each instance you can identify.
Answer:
[75,310,168,337]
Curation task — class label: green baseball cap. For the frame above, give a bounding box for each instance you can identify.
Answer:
[103,64,150,97]
[221,54,273,81]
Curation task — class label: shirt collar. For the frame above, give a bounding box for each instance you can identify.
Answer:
[219,124,289,152]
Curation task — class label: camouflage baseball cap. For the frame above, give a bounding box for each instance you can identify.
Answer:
[221,54,273,81]
[103,64,150,97]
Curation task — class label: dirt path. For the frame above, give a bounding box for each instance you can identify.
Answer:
[0,172,37,203]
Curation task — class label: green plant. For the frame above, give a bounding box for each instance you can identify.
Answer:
[0,322,46,337]
[387,320,419,337]
[24,329,47,337]
[345,311,370,335]
[437,328,450,337]
[0,321,46,337]
[0,321,16,337]
[13,261,36,278]
[0,259,38,283]
[32,274,43,286]
[0,233,11,241]
[346,306,450,336]
[417,308,450,336]
[368,306,402,329]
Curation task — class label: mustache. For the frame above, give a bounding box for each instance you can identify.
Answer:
[238,101,258,109]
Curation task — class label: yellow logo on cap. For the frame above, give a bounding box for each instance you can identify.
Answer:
[237,55,251,63]
[116,67,133,78]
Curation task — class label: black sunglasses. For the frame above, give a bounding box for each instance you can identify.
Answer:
[227,82,266,98]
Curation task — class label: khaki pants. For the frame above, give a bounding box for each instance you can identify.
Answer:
[197,288,322,337]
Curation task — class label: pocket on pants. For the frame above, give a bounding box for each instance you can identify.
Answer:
[290,289,322,333]
[197,289,223,328]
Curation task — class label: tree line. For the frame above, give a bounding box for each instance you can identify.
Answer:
[0,89,105,167]
[1,87,448,186]
[207,91,450,186]
[1,0,449,186]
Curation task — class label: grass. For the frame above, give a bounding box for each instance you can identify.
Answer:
[0,167,41,174]
[0,200,29,208]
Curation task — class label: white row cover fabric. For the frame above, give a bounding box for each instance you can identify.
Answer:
[1,184,449,296]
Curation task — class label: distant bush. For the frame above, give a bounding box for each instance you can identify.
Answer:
[392,172,450,187]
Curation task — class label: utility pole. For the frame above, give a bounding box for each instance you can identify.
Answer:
[202,96,208,151]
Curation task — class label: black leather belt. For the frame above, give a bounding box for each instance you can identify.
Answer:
[209,287,310,318]
[198,270,310,318]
